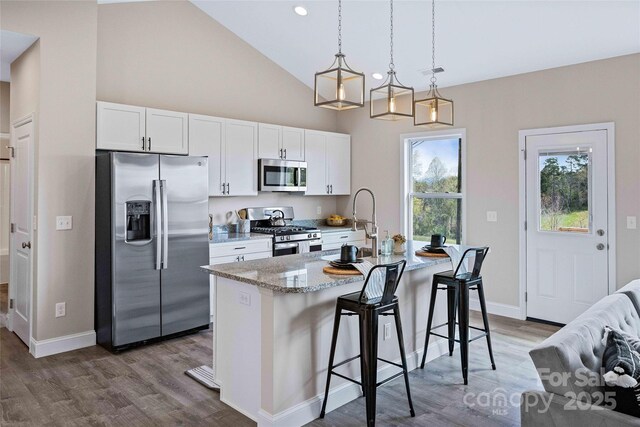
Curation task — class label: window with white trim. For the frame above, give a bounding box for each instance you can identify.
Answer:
[407,135,464,244]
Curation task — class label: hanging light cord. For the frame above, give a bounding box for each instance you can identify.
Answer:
[431,0,437,86]
[337,0,342,54]
[389,0,395,71]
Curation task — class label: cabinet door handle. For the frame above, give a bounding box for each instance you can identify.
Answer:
[279,148,283,159]
[142,137,146,151]
[241,255,245,261]
[226,183,230,195]
[236,256,240,262]
[222,183,226,195]
[330,184,333,194]
[148,137,151,151]
[340,236,348,239]
[234,247,247,250]
[326,185,330,194]
[284,148,287,159]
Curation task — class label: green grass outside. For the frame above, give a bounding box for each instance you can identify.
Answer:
[540,210,589,231]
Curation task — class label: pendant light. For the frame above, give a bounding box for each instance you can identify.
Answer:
[314,0,365,110]
[370,0,414,120]
[414,0,454,126]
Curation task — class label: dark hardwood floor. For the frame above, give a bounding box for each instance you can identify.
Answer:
[0,312,558,426]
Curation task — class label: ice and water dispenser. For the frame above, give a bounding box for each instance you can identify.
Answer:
[125,201,151,242]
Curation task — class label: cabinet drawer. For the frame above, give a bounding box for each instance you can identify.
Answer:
[210,238,272,258]
[322,230,366,245]
[209,251,272,265]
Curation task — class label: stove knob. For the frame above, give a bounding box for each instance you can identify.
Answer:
[308,233,312,238]
[313,233,318,238]
[287,236,291,241]
[280,236,285,241]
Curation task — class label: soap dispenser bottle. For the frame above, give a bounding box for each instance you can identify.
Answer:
[381,230,393,256]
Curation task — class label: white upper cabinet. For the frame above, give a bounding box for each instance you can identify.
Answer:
[326,133,351,195]
[96,102,188,154]
[258,124,305,161]
[304,130,350,195]
[97,102,146,152]
[188,114,225,196]
[304,130,328,195]
[145,108,188,154]
[188,115,257,197]
[225,119,258,196]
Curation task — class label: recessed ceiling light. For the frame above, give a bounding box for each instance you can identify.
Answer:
[294,6,308,16]
[372,73,384,80]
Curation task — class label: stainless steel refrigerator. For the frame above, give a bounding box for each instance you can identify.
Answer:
[96,151,209,351]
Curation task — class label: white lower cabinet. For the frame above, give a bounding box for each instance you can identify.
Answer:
[208,239,272,318]
[322,230,366,251]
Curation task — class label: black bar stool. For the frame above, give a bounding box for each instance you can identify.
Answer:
[419,247,495,385]
[320,260,415,426]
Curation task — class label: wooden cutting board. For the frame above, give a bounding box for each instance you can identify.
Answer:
[415,251,449,258]
[323,266,363,276]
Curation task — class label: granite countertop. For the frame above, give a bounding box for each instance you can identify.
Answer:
[210,233,272,244]
[202,240,452,293]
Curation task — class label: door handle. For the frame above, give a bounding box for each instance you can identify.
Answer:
[222,183,226,195]
[597,229,605,236]
[226,183,230,195]
[326,185,330,194]
[142,137,146,151]
[596,243,605,251]
[279,148,283,159]
[160,180,168,269]
[283,148,287,159]
[330,184,333,194]
[21,241,31,249]
[154,180,162,270]
[148,137,151,151]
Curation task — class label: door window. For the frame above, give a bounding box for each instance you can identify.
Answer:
[538,148,591,233]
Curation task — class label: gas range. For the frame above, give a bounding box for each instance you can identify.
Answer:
[243,206,323,256]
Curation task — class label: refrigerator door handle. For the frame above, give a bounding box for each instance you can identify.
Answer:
[153,180,162,270]
[161,179,168,269]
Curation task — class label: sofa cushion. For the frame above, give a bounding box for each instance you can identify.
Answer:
[617,280,640,315]
[602,327,640,388]
[530,293,640,398]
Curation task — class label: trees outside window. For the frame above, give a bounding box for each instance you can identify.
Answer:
[409,137,463,244]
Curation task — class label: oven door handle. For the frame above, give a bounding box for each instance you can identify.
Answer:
[274,242,300,250]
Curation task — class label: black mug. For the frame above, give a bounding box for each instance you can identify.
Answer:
[340,244,359,263]
[430,234,447,248]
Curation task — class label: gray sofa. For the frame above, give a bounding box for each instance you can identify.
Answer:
[522,280,640,426]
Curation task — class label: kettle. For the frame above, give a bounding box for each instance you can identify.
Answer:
[269,209,287,227]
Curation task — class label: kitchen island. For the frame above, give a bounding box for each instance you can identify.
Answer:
[202,240,453,426]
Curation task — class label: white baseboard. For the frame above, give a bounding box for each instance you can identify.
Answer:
[469,296,522,320]
[30,330,96,358]
[256,338,448,427]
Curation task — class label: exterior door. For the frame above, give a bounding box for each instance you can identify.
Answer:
[526,130,609,324]
[9,117,34,345]
[159,155,209,335]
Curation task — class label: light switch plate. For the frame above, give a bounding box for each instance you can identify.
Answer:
[238,291,251,306]
[487,211,498,222]
[316,206,322,215]
[55,302,66,318]
[56,216,72,230]
[627,216,637,230]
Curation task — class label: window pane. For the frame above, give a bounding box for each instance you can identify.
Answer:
[412,138,460,193]
[539,150,591,233]
[412,197,462,244]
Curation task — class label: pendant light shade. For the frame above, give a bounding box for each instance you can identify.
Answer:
[370,0,414,120]
[314,0,365,110]
[414,0,454,126]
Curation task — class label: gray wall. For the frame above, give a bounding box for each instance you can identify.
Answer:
[97,1,340,223]
[337,53,640,308]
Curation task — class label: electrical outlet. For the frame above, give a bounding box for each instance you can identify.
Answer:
[316,206,322,215]
[56,216,72,230]
[238,291,251,306]
[486,211,498,222]
[627,216,637,230]
[55,302,66,318]
[383,323,391,340]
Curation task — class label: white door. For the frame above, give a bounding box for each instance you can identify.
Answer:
[96,101,146,152]
[146,108,188,154]
[304,130,328,195]
[327,133,351,195]
[189,114,225,196]
[281,127,305,161]
[526,130,609,324]
[257,123,281,159]
[224,120,257,196]
[9,117,34,345]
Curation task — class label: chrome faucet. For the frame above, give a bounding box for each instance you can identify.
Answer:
[352,187,378,259]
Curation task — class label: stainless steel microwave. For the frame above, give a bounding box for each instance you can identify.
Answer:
[258,159,307,192]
